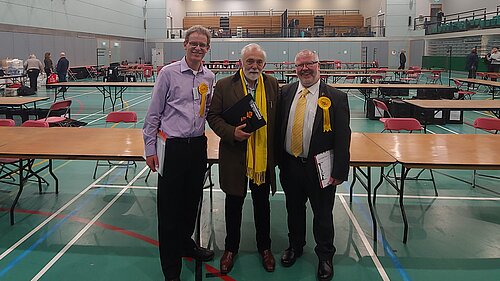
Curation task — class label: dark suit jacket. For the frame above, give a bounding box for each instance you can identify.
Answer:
[277,80,351,182]
[207,72,279,196]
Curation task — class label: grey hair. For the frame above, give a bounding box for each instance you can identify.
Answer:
[29,54,36,59]
[185,25,212,45]
[240,43,267,61]
[295,49,319,63]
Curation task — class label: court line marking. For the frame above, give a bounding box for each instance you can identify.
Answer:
[0,165,119,261]
[338,195,391,281]
[98,183,500,202]
[31,166,149,280]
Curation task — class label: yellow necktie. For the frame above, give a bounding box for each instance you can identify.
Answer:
[291,88,309,157]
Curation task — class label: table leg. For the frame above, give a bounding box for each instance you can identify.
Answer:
[399,166,410,244]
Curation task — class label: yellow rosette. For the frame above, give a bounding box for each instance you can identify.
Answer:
[318,96,332,132]
[198,82,208,117]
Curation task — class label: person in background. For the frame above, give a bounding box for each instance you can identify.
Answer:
[56,52,70,93]
[465,48,479,79]
[24,54,43,92]
[488,47,500,81]
[207,43,279,275]
[44,52,53,75]
[143,25,215,281]
[277,49,351,281]
[399,49,407,70]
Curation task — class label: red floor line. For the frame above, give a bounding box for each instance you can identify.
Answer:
[0,208,236,280]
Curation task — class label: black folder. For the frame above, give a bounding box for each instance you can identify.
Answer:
[222,94,266,133]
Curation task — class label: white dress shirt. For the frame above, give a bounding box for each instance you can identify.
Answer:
[285,80,320,158]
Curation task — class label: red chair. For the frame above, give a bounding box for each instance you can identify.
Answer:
[473,117,500,133]
[143,66,153,81]
[369,74,384,83]
[93,111,138,181]
[36,100,72,126]
[372,99,391,125]
[0,119,15,126]
[383,118,423,132]
[371,102,437,198]
[451,79,475,100]
[472,117,500,187]
[426,70,442,84]
[400,70,421,83]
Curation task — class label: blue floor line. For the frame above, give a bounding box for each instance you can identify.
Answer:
[0,168,126,277]
[342,183,412,281]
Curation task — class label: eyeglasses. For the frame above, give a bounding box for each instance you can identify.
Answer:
[295,61,318,69]
[245,59,265,67]
[187,41,208,48]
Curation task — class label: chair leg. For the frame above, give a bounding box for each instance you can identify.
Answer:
[472,170,477,188]
[145,169,151,182]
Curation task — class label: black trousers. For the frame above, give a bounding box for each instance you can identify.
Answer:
[224,172,271,253]
[398,63,405,70]
[27,69,40,91]
[157,136,207,280]
[279,153,336,261]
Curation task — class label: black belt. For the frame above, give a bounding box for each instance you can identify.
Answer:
[287,153,308,164]
[167,135,205,144]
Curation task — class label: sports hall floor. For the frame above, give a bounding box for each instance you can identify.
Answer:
[0,73,499,281]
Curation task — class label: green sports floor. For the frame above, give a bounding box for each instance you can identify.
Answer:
[0,73,499,281]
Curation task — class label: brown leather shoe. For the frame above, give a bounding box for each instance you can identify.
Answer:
[220,250,236,274]
[260,249,276,272]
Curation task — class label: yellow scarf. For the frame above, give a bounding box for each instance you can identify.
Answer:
[239,69,267,185]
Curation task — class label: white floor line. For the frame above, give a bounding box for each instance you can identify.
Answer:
[83,95,151,125]
[36,90,101,107]
[338,195,390,281]
[435,125,460,134]
[208,188,500,201]
[93,184,157,190]
[31,166,149,281]
[0,165,119,261]
[344,192,500,201]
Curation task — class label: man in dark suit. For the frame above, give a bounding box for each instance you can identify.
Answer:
[399,49,407,70]
[207,43,279,274]
[277,49,351,281]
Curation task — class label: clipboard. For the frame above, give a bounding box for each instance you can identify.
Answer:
[221,94,266,133]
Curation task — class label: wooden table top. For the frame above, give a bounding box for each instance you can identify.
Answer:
[350,133,395,167]
[0,96,49,106]
[328,83,454,90]
[0,127,146,161]
[454,78,500,88]
[51,82,155,87]
[0,127,221,162]
[404,99,500,110]
[365,133,500,169]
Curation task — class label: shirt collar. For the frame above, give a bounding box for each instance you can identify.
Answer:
[180,56,205,74]
[298,79,320,96]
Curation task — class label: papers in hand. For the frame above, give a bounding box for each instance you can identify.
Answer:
[156,130,167,176]
[221,94,266,133]
[314,150,334,188]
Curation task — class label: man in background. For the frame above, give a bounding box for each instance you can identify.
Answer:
[24,54,43,92]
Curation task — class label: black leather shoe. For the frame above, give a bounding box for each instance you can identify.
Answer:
[280,247,302,267]
[183,245,214,262]
[317,260,334,281]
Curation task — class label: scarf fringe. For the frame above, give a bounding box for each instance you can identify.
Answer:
[246,168,267,186]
